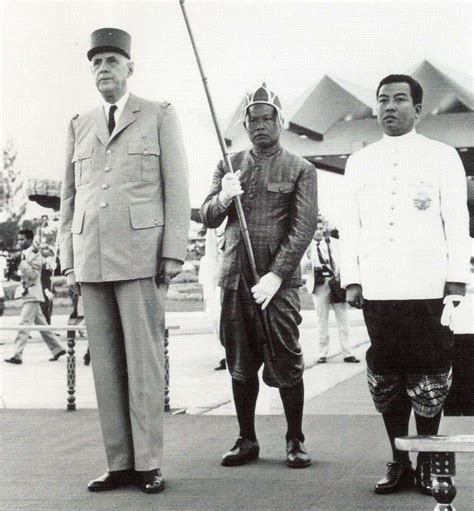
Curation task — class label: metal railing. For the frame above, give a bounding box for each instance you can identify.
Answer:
[0,324,178,411]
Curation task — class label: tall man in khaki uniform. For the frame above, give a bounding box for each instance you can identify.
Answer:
[59,28,190,493]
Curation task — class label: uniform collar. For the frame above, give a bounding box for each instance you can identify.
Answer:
[381,128,418,146]
[251,142,282,159]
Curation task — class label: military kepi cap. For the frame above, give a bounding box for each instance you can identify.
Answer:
[87,28,131,61]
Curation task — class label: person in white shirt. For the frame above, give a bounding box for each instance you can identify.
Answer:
[4,229,65,364]
[198,224,227,370]
[340,74,470,497]
[306,226,359,364]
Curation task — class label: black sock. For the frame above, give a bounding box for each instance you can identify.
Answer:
[280,380,305,442]
[381,392,412,464]
[232,377,259,442]
[415,410,442,465]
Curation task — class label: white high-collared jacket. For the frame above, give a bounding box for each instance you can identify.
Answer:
[340,129,471,300]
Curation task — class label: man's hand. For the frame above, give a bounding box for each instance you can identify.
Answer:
[251,272,282,310]
[66,271,81,296]
[346,283,363,309]
[220,170,243,204]
[444,281,466,307]
[156,258,183,285]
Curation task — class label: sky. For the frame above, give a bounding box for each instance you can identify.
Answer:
[1,0,473,211]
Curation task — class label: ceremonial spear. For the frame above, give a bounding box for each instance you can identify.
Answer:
[179,0,276,358]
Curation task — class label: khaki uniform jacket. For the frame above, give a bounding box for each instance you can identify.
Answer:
[201,147,318,290]
[60,94,190,282]
[18,246,45,303]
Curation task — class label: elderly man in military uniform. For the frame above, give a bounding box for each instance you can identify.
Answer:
[340,74,470,496]
[201,83,318,468]
[60,28,190,493]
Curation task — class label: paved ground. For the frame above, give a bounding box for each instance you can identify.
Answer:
[1,309,473,510]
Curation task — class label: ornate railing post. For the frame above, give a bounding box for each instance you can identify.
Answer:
[66,332,76,411]
[431,451,457,511]
[164,328,170,412]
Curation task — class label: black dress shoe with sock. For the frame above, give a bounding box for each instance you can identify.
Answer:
[140,468,165,494]
[343,356,360,363]
[374,461,415,494]
[49,350,66,361]
[87,470,136,491]
[5,357,22,365]
[221,437,260,466]
[286,439,311,468]
[415,462,433,496]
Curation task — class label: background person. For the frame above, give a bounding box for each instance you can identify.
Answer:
[198,224,227,371]
[306,226,359,364]
[4,229,65,364]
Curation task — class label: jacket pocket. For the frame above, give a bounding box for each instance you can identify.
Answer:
[128,139,161,181]
[72,145,94,186]
[129,201,164,229]
[71,210,85,234]
[267,182,295,193]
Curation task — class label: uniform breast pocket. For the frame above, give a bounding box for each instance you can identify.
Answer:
[128,138,161,181]
[72,145,94,186]
[266,181,295,206]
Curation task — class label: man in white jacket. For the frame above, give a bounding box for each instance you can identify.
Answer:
[340,74,470,497]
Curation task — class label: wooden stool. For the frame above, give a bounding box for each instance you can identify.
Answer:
[395,435,474,510]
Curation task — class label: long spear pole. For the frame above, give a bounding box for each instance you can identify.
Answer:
[179,0,276,358]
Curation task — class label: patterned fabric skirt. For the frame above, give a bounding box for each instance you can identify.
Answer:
[367,367,452,417]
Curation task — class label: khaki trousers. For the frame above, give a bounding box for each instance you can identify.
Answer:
[81,278,166,471]
[13,301,64,360]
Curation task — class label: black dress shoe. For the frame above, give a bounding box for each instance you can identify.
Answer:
[221,437,260,466]
[84,349,90,366]
[87,470,136,492]
[140,468,165,494]
[286,439,312,468]
[214,358,226,371]
[415,462,433,496]
[317,357,327,364]
[4,357,22,365]
[374,461,415,494]
[343,356,360,363]
[49,350,66,361]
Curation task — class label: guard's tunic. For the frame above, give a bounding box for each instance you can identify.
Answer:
[201,144,318,387]
[340,129,471,417]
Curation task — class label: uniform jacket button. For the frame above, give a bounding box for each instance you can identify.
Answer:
[100,201,107,208]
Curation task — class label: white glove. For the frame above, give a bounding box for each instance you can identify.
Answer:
[440,295,465,329]
[220,170,243,204]
[251,272,282,310]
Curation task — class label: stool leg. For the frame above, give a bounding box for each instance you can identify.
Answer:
[431,451,456,511]
[66,333,76,411]
[164,328,170,412]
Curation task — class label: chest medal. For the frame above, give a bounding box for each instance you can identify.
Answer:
[413,192,432,211]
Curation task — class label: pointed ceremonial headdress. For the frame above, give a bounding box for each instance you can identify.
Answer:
[241,82,284,125]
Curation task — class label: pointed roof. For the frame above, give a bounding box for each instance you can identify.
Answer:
[289,75,372,139]
[223,96,248,144]
[412,60,474,116]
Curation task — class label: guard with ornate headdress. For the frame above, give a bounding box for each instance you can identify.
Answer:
[201,83,318,468]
